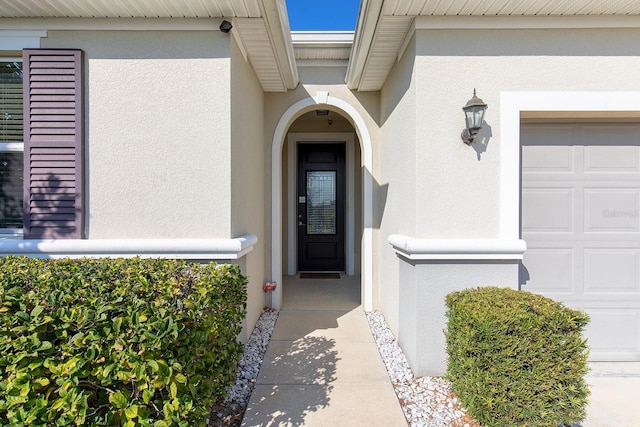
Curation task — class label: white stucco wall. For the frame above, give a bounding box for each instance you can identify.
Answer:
[411,27,640,238]
[377,25,640,374]
[230,36,266,338]
[379,34,417,334]
[399,260,519,375]
[375,24,640,355]
[43,30,232,238]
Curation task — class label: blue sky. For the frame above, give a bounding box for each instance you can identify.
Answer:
[285,0,361,31]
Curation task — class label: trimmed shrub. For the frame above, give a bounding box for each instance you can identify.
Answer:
[445,286,590,427]
[0,256,247,426]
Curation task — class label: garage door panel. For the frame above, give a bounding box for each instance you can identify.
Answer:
[522,188,573,232]
[522,144,574,172]
[582,309,640,361]
[522,124,640,362]
[585,145,640,173]
[584,189,640,232]
[522,248,575,293]
[584,249,640,293]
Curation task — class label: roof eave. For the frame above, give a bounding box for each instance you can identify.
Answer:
[345,0,383,91]
[260,0,298,90]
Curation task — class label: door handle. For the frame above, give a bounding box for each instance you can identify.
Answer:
[298,221,306,226]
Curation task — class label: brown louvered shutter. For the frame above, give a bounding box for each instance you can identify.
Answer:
[22,49,84,239]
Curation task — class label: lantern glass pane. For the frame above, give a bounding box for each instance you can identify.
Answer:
[465,109,475,129]
[473,106,485,127]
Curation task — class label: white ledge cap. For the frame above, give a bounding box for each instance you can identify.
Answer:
[0,234,258,260]
[388,235,527,260]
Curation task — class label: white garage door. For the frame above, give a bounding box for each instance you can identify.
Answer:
[521,124,640,361]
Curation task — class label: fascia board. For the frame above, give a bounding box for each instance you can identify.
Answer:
[260,0,299,90]
[292,31,354,47]
[345,0,384,90]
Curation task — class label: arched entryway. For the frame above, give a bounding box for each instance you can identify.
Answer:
[271,94,373,311]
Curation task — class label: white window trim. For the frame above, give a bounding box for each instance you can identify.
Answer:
[0,30,47,50]
[0,143,23,151]
[500,91,640,240]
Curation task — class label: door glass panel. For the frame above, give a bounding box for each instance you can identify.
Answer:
[306,171,336,235]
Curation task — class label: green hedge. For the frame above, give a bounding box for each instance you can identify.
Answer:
[445,287,590,427]
[0,256,247,426]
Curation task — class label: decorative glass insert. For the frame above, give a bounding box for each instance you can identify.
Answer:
[306,171,336,235]
[0,152,23,228]
[0,61,23,142]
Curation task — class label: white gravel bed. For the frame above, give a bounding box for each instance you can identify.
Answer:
[366,311,479,427]
[209,308,279,426]
[226,308,279,408]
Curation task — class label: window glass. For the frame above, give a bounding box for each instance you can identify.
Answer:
[0,61,23,142]
[306,171,336,235]
[0,60,23,231]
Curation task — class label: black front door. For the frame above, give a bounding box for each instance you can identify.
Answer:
[297,143,345,271]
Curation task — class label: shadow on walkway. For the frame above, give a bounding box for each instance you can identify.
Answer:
[242,275,406,427]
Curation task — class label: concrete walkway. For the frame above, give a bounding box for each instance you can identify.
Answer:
[241,276,406,427]
[582,363,640,426]
[241,276,640,426]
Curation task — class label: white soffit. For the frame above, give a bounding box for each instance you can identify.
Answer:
[233,17,298,92]
[384,0,640,16]
[0,0,298,93]
[234,18,285,91]
[292,31,354,61]
[0,0,263,18]
[357,15,413,91]
[347,0,640,91]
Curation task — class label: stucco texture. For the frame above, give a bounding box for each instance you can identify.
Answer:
[230,35,266,338]
[379,34,417,334]
[412,27,640,239]
[399,260,519,376]
[377,26,640,335]
[43,30,232,239]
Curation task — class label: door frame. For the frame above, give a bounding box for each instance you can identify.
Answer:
[288,133,355,275]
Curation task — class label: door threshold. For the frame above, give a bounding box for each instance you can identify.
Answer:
[299,272,341,279]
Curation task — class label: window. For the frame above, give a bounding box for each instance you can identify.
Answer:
[0,59,23,234]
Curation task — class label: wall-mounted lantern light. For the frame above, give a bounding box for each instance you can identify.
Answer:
[461,89,488,145]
